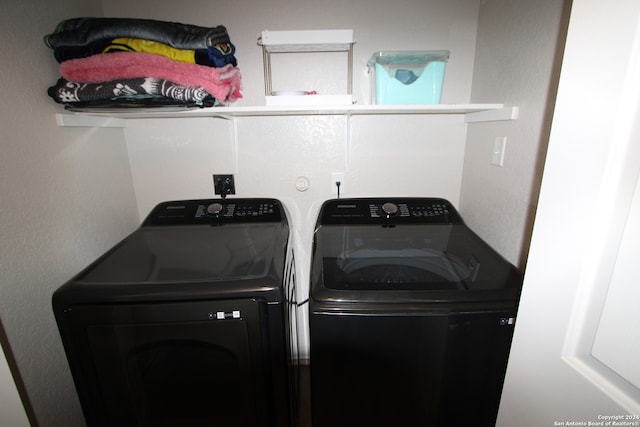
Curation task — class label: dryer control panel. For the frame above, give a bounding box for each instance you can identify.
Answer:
[319,198,463,225]
[143,198,285,226]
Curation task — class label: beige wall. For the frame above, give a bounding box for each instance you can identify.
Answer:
[462,0,571,267]
[0,1,140,425]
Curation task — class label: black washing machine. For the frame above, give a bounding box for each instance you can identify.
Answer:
[309,198,523,427]
[53,198,298,427]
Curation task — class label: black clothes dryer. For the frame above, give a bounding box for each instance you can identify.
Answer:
[309,198,523,427]
[53,198,298,427]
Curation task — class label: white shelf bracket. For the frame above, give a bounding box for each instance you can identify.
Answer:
[345,113,353,171]
[56,113,127,128]
[464,106,519,123]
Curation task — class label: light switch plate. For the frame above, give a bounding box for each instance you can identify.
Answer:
[492,136,507,166]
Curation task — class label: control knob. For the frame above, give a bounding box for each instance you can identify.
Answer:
[206,203,224,215]
[381,202,398,217]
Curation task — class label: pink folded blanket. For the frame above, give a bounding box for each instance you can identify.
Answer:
[60,51,242,103]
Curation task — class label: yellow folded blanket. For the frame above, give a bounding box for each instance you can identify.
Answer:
[105,38,196,64]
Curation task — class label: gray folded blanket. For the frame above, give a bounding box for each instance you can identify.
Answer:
[44,17,230,50]
[48,77,216,106]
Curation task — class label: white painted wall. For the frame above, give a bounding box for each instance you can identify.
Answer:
[0,1,140,425]
[462,0,570,267]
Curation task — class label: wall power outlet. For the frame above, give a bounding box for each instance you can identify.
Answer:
[213,174,235,198]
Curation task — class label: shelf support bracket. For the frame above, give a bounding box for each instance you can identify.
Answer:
[464,106,519,123]
[55,113,127,128]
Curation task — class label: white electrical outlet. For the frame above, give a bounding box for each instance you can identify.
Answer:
[492,136,507,166]
[331,172,345,195]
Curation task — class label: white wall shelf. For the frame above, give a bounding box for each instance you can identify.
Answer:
[55,104,517,127]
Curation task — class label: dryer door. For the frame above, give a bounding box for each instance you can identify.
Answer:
[58,298,269,427]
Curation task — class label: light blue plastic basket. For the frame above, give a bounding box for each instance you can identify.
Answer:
[368,50,450,104]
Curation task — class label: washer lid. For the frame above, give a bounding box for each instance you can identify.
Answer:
[80,198,289,284]
[310,223,522,304]
[78,223,287,284]
[54,199,291,305]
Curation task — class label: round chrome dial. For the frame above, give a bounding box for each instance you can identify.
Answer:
[382,202,398,216]
[206,203,223,215]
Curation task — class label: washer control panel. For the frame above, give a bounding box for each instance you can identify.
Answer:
[320,198,462,225]
[369,201,452,219]
[143,198,283,225]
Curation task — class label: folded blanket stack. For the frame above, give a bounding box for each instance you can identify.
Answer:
[44,17,243,108]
